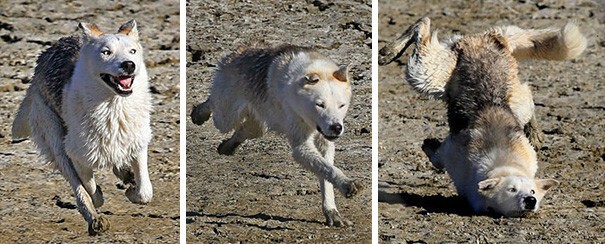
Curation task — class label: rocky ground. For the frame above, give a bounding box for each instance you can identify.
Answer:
[186,0,372,242]
[378,0,605,243]
[0,0,180,242]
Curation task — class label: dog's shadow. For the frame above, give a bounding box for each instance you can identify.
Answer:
[378,137,475,216]
[379,189,474,216]
[186,211,323,230]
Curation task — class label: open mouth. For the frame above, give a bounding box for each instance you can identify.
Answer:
[100,73,135,96]
[316,125,340,141]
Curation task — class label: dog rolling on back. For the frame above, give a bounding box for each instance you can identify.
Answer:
[380,17,586,217]
[191,42,363,226]
[12,20,153,235]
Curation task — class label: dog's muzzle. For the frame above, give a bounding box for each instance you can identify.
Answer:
[523,196,537,210]
[100,73,135,96]
[316,123,343,141]
[100,61,137,96]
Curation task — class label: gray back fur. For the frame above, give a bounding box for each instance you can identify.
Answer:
[445,35,519,134]
[31,36,81,114]
[217,42,316,100]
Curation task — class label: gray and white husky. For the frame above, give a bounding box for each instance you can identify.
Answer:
[380,17,586,217]
[12,20,152,235]
[191,42,363,226]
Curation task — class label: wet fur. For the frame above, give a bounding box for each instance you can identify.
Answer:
[191,42,362,226]
[11,20,152,235]
[380,17,585,216]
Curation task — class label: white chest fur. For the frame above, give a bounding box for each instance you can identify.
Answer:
[62,79,152,169]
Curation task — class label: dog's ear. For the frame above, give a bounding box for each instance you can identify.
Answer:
[478,178,502,194]
[79,22,103,40]
[333,64,350,83]
[118,19,139,40]
[537,179,559,192]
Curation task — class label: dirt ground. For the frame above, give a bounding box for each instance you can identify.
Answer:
[0,0,180,242]
[185,0,372,242]
[378,0,605,243]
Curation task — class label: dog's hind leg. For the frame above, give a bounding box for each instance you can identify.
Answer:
[315,136,353,227]
[191,99,212,125]
[217,117,264,155]
[379,17,431,66]
[29,98,109,235]
[379,17,456,99]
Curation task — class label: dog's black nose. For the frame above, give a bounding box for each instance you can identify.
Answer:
[524,196,537,210]
[121,61,136,74]
[329,123,343,135]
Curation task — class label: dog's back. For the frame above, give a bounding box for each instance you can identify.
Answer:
[207,42,319,133]
[12,36,80,140]
[445,33,520,134]
[34,36,81,113]
[218,42,314,100]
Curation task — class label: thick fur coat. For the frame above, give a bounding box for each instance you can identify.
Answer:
[12,20,153,235]
[191,42,362,226]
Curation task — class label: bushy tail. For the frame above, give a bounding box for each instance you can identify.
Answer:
[498,22,587,61]
[11,89,32,142]
[190,99,212,125]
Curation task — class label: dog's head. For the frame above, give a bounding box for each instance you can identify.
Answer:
[478,176,559,217]
[285,54,352,141]
[78,19,144,96]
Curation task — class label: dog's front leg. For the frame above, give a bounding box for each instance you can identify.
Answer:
[125,146,153,204]
[71,158,104,208]
[289,136,363,199]
[33,99,108,235]
[315,137,353,226]
[524,114,544,149]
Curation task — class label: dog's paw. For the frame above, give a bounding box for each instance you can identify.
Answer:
[191,103,211,125]
[92,185,104,208]
[343,180,363,198]
[88,215,110,236]
[421,138,441,157]
[324,209,353,227]
[525,124,544,150]
[217,140,238,155]
[113,166,135,185]
[378,45,399,66]
[422,138,444,171]
[125,185,153,204]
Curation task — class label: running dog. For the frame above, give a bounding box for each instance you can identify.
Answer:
[12,20,153,234]
[191,42,363,226]
[379,17,586,216]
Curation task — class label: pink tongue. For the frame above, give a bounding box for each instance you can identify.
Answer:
[118,76,132,87]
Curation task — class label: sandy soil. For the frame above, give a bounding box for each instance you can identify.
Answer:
[185,0,372,242]
[0,0,180,242]
[378,0,605,243]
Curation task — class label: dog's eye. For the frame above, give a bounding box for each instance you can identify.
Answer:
[530,190,535,195]
[508,187,517,193]
[130,49,136,54]
[339,104,346,109]
[316,102,325,109]
[305,74,320,84]
[101,50,112,55]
